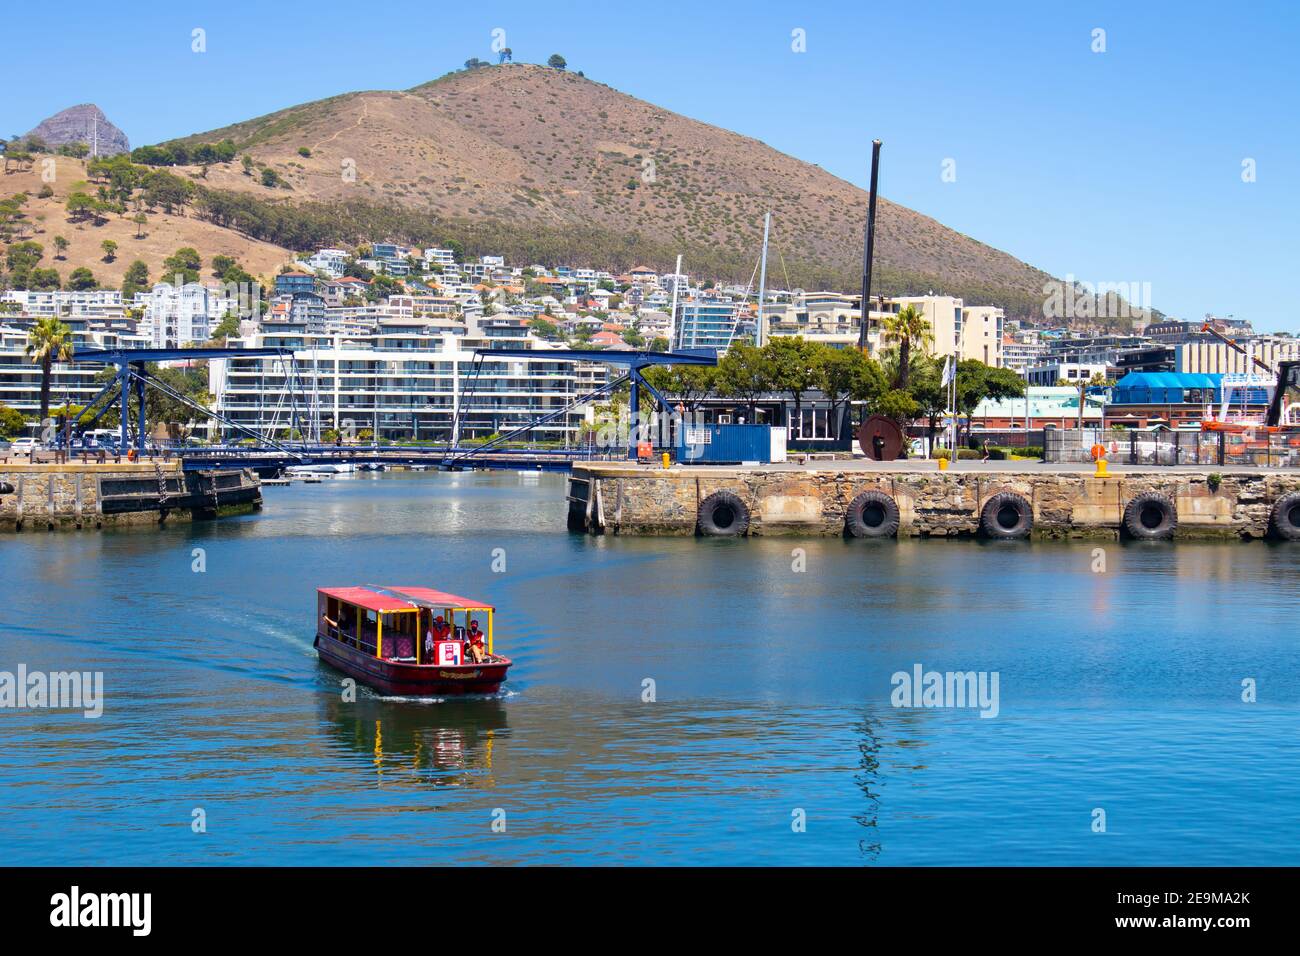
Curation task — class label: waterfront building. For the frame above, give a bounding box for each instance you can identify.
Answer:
[1175,337,1300,375]
[1025,361,1111,387]
[1103,371,1257,428]
[0,323,148,420]
[884,295,1004,367]
[209,328,609,444]
[0,288,125,321]
[674,299,745,351]
[969,386,1105,429]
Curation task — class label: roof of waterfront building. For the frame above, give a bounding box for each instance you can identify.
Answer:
[1114,371,1221,389]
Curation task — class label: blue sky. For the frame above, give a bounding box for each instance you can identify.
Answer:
[6,1,1298,329]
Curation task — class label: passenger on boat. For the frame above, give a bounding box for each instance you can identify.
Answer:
[424,615,452,661]
[466,620,487,663]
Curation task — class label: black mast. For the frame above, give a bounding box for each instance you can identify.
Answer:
[857,139,882,350]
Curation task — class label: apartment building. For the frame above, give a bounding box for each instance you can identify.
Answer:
[136,281,237,348]
[209,328,609,444]
[1176,337,1300,375]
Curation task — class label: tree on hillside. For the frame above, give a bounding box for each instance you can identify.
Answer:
[67,267,97,291]
[133,212,148,238]
[25,317,74,426]
[161,247,202,284]
[52,235,69,259]
[547,54,567,70]
[880,304,933,389]
[101,239,118,262]
[122,260,149,298]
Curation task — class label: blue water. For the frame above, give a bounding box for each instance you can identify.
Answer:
[1,471,1297,865]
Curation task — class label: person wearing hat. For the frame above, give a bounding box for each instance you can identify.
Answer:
[466,619,487,663]
[425,614,452,657]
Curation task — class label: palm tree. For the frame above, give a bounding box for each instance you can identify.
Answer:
[880,304,934,389]
[25,317,74,426]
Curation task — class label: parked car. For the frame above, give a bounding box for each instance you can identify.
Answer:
[10,438,41,456]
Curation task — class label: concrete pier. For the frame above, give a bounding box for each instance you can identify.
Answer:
[567,461,1300,539]
[0,460,261,531]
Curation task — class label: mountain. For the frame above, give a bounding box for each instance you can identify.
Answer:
[158,63,1059,317]
[24,104,130,157]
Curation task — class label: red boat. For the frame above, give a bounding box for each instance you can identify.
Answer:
[314,586,511,696]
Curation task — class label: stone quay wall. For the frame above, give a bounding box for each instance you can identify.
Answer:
[0,461,260,531]
[568,463,1300,539]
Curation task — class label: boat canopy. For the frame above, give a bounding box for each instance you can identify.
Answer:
[318,585,494,613]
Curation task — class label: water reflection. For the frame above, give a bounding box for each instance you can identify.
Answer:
[853,715,883,861]
[318,691,509,789]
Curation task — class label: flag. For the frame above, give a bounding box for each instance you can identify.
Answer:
[941,356,955,386]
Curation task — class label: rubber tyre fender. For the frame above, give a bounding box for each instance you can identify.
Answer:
[980,491,1033,540]
[1269,492,1300,541]
[845,490,900,538]
[697,491,750,536]
[1123,491,1177,540]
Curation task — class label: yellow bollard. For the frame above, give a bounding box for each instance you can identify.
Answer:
[662,452,671,469]
[1095,457,1108,477]
[938,456,950,471]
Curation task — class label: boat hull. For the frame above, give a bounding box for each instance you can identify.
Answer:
[314,633,510,695]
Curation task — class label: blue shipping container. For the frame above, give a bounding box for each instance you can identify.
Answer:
[676,424,784,464]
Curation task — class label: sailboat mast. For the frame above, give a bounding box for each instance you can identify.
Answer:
[756,211,771,348]
[667,253,683,349]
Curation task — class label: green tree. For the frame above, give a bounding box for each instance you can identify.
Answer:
[161,247,201,284]
[642,363,718,414]
[24,317,75,425]
[5,240,44,287]
[133,212,148,238]
[715,342,774,420]
[880,304,933,389]
[122,259,150,298]
[67,266,97,290]
[815,346,886,429]
[547,54,568,70]
[955,360,1025,445]
[101,239,118,262]
[211,312,242,343]
[0,403,28,438]
[764,336,821,425]
[52,235,69,259]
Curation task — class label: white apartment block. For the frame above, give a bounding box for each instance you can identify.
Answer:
[1025,361,1109,387]
[209,328,609,444]
[302,249,349,278]
[1,288,125,320]
[423,248,457,268]
[135,282,237,348]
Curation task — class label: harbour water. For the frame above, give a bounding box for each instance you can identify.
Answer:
[2,471,1298,865]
